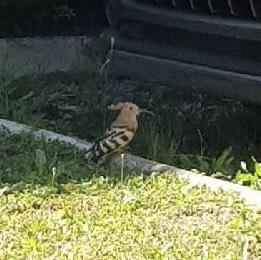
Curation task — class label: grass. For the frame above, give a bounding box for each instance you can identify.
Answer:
[0,133,261,259]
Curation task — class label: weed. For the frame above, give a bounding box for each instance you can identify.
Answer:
[131,120,180,164]
[120,153,125,185]
[175,147,234,177]
[0,61,39,124]
[0,62,24,115]
[0,132,91,185]
[234,157,261,189]
[132,119,234,178]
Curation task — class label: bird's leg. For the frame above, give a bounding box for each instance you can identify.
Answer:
[104,150,124,170]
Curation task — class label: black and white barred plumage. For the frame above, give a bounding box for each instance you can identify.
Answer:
[85,102,139,167]
[85,124,135,166]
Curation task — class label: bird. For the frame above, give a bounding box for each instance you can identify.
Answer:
[85,102,153,168]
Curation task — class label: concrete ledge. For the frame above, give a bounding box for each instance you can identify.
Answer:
[0,36,95,74]
[1,118,261,210]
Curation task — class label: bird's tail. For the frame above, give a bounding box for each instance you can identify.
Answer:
[85,145,95,161]
[85,142,106,165]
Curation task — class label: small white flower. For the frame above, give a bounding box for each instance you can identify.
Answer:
[52,167,57,175]
[161,241,173,253]
[122,189,135,203]
[240,161,247,171]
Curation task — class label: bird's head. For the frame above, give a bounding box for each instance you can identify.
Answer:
[108,102,154,117]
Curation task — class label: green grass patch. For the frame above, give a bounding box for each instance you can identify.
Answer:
[0,133,261,259]
[0,131,90,185]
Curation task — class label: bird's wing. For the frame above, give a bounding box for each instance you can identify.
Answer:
[92,124,127,144]
[86,124,135,165]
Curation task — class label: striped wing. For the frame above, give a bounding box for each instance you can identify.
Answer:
[85,125,135,165]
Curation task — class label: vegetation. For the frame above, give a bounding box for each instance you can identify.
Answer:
[0,0,106,38]
[0,57,261,258]
[0,133,260,259]
[0,62,35,119]
[0,61,261,190]
[234,158,261,190]
[1,10,261,258]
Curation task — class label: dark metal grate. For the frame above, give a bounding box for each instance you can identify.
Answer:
[137,0,261,19]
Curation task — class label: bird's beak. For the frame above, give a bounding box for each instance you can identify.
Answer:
[139,108,154,115]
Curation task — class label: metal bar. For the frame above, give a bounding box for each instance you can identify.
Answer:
[116,0,261,41]
[116,36,261,76]
[171,0,178,7]
[111,49,261,105]
[172,0,191,8]
[252,1,261,17]
[207,0,231,15]
[154,0,168,5]
[208,0,216,13]
[227,0,253,17]
[189,0,212,12]
[249,0,258,17]
[227,0,236,15]
[189,0,197,10]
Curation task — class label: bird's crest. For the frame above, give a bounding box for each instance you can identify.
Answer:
[108,102,124,111]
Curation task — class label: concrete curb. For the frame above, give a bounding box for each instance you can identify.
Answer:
[1,118,261,210]
[0,36,95,74]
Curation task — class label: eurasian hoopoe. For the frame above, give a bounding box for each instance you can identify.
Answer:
[85,102,152,167]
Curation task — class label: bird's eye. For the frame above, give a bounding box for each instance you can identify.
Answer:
[129,107,133,110]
